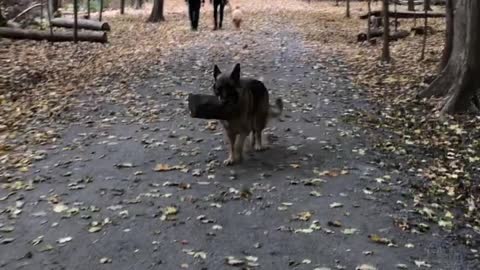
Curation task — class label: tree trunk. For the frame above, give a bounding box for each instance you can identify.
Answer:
[424,0,432,11]
[346,0,351,18]
[382,0,391,62]
[49,0,60,15]
[51,18,111,31]
[135,0,144,9]
[420,0,428,60]
[148,0,165,22]
[121,0,126,14]
[0,27,108,43]
[99,0,104,21]
[367,0,372,40]
[439,0,453,71]
[394,1,398,32]
[407,0,415,11]
[73,0,78,43]
[87,0,91,19]
[419,0,480,114]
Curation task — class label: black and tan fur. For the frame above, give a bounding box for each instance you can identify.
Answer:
[213,63,283,165]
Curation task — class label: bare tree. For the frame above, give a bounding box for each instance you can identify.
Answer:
[382,0,391,62]
[419,0,480,114]
[135,0,144,9]
[148,0,164,22]
[74,0,78,43]
[424,0,432,11]
[367,0,372,40]
[86,0,90,19]
[407,0,415,11]
[346,0,351,18]
[99,0,104,21]
[439,0,453,71]
[49,0,60,16]
[420,0,428,60]
[121,0,125,14]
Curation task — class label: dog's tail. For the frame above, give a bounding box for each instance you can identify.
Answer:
[268,98,283,119]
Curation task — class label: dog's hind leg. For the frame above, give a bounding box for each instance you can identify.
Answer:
[233,133,247,163]
[253,130,267,151]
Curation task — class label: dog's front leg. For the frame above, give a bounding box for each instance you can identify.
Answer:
[224,131,237,166]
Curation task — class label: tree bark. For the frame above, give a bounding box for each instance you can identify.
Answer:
[382,0,391,62]
[148,0,165,22]
[0,27,108,43]
[439,0,453,71]
[419,0,480,114]
[50,18,111,31]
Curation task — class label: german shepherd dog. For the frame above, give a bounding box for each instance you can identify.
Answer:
[213,63,283,165]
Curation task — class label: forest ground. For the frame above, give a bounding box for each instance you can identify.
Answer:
[0,1,479,269]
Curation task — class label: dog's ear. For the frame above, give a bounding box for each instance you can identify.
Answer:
[214,65,222,80]
[230,63,241,82]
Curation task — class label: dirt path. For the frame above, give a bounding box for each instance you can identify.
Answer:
[0,8,476,270]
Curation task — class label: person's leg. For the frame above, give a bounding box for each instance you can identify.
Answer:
[213,2,219,30]
[219,3,224,29]
[193,2,200,30]
[188,2,195,29]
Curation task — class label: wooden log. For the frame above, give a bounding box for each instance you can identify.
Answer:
[359,10,445,19]
[0,27,108,43]
[50,18,110,31]
[411,26,435,35]
[357,29,410,42]
[188,94,239,120]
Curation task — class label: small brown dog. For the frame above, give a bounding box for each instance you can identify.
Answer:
[232,6,242,29]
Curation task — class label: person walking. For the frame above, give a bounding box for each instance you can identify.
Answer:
[210,0,227,30]
[187,0,205,30]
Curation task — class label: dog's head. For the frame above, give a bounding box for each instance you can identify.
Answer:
[213,63,240,104]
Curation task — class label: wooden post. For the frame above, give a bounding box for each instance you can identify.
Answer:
[73,0,78,43]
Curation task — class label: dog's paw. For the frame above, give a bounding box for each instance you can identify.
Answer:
[254,145,269,152]
[223,158,235,166]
